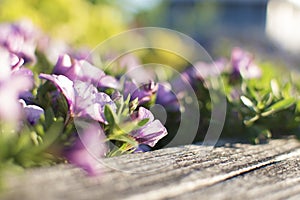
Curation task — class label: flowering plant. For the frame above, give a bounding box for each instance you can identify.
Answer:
[0,21,300,182]
[0,21,168,177]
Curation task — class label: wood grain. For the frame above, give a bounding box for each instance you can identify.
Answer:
[2,138,300,200]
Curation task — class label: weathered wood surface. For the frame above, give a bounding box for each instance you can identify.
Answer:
[2,138,300,200]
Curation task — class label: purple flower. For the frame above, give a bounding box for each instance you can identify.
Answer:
[0,20,39,63]
[64,123,107,176]
[0,49,13,80]
[192,59,226,81]
[0,49,28,79]
[0,48,33,123]
[15,68,35,104]
[130,107,167,147]
[39,74,116,124]
[74,80,117,123]
[19,91,34,103]
[170,68,194,96]
[19,99,44,125]
[134,144,152,153]
[171,59,226,92]
[183,59,226,83]
[231,47,261,79]
[53,54,119,89]
[155,82,180,112]
[10,53,24,71]
[37,37,70,65]
[39,74,75,111]
[72,47,93,61]
[123,80,158,105]
[0,76,32,122]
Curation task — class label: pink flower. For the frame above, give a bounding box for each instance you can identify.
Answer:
[0,48,33,123]
[39,74,116,124]
[231,47,262,79]
[20,99,44,125]
[123,80,158,105]
[171,59,226,92]
[65,123,107,176]
[131,107,168,147]
[155,82,180,112]
[0,20,39,63]
[53,54,119,89]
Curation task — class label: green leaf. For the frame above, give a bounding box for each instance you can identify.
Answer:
[243,115,260,126]
[124,93,131,105]
[12,118,64,168]
[107,142,136,157]
[116,98,125,117]
[261,98,295,117]
[271,79,280,98]
[240,96,254,108]
[116,121,138,134]
[244,82,259,100]
[104,105,118,125]
[120,117,150,133]
[129,97,139,113]
[296,101,300,113]
[248,126,272,144]
[14,126,33,154]
[240,96,258,112]
[280,82,295,100]
[263,93,274,107]
[40,117,64,148]
[138,118,149,127]
[108,134,138,147]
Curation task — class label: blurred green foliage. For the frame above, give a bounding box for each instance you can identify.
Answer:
[0,0,191,70]
[0,0,127,46]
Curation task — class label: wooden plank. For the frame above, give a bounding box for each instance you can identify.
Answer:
[174,149,300,200]
[1,138,300,200]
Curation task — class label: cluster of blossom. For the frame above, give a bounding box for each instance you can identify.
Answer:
[0,21,171,175]
[0,20,40,124]
[176,47,261,87]
[0,20,262,175]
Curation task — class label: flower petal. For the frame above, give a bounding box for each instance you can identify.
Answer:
[98,75,119,89]
[131,120,167,147]
[131,106,154,122]
[123,80,158,105]
[156,83,180,112]
[39,74,75,112]
[65,122,107,176]
[20,99,44,125]
[130,107,167,147]
[74,81,116,123]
